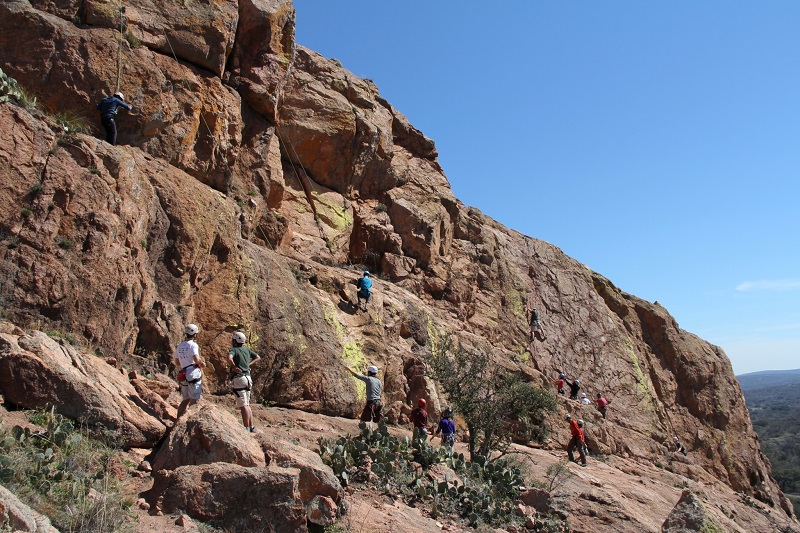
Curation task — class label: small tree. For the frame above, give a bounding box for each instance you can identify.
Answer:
[428,333,556,461]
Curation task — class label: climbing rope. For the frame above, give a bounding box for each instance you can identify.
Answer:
[115,4,125,93]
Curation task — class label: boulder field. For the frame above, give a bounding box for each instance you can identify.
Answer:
[0,0,797,530]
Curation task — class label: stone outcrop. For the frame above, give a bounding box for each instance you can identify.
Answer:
[0,0,795,526]
[151,404,266,471]
[0,326,166,447]
[0,484,59,533]
[149,463,307,532]
[661,490,721,533]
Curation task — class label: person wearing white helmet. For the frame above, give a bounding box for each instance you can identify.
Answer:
[565,377,581,400]
[96,91,132,146]
[565,413,587,466]
[347,364,383,422]
[580,393,591,405]
[227,331,261,433]
[174,323,205,418]
[355,271,373,312]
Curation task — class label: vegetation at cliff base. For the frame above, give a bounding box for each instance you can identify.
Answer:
[0,407,134,532]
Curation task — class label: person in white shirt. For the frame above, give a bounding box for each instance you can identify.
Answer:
[580,393,591,405]
[174,323,205,418]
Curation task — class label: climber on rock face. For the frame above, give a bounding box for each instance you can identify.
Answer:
[565,413,587,467]
[596,393,609,419]
[673,436,688,456]
[565,377,581,400]
[356,270,372,312]
[347,364,383,423]
[580,392,591,405]
[525,302,547,341]
[97,92,132,146]
[553,372,566,395]
[227,331,260,433]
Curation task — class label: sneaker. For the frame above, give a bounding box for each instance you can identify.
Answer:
[249,426,256,433]
[580,463,587,467]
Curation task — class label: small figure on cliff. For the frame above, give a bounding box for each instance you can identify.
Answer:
[580,393,591,405]
[578,418,589,456]
[347,365,383,423]
[174,323,205,418]
[565,414,587,466]
[525,303,547,341]
[97,92,132,146]
[596,393,609,419]
[227,331,261,433]
[411,398,429,442]
[553,372,566,395]
[565,377,581,400]
[435,406,456,446]
[356,271,373,312]
[673,436,688,456]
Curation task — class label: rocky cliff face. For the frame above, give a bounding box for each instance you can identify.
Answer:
[0,0,794,524]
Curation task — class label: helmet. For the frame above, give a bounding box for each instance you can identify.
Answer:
[363,271,370,276]
[581,393,587,398]
[417,398,427,408]
[597,393,603,398]
[574,380,580,385]
[564,413,571,420]
[113,92,124,100]
[185,323,199,336]
[578,419,584,427]
[559,373,565,379]
[673,436,679,442]
[233,332,247,344]
[367,365,378,375]
[442,406,453,417]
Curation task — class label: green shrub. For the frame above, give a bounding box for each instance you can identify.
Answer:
[0,68,37,109]
[318,421,532,529]
[51,110,92,135]
[0,406,134,532]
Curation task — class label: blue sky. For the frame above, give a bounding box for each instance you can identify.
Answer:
[293,2,799,375]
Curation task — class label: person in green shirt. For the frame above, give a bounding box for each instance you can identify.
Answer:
[227,331,261,432]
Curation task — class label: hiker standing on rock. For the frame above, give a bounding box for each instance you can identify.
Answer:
[347,365,383,423]
[565,414,587,467]
[356,271,372,312]
[97,92,132,146]
[411,398,429,442]
[525,303,547,341]
[565,377,581,400]
[174,323,205,418]
[227,331,260,433]
[580,393,591,405]
[596,393,609,419]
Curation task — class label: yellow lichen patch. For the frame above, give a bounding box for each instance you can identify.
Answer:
[342,341,368,401]
[323,304,345,340]
[292,296,302,317]
[507,289,525,320]
[313,192,353,232]
[515,345,530,363]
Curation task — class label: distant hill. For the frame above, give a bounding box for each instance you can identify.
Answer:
[738,369,800,511]
[737,369,800,391]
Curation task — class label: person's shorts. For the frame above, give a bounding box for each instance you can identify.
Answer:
[232,374,253,408]
[180,379,202,401]
[531,320,542,330]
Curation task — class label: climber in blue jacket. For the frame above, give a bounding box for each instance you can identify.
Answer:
[97,92,132,146]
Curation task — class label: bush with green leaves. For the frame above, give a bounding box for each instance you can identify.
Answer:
[0,68,37,108]
[318,421,534,528]
[428,332,557,461]
[0,406,134,532]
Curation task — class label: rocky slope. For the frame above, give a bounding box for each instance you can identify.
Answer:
[0,0,796,529]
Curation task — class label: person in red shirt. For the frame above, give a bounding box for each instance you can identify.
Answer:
[565,414,587,466]
[596,393,609,419]
[553,372,566,395]
[411,398,429,442]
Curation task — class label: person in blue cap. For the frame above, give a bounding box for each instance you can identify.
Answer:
[356,270,373,311]
[97,91,132,145]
